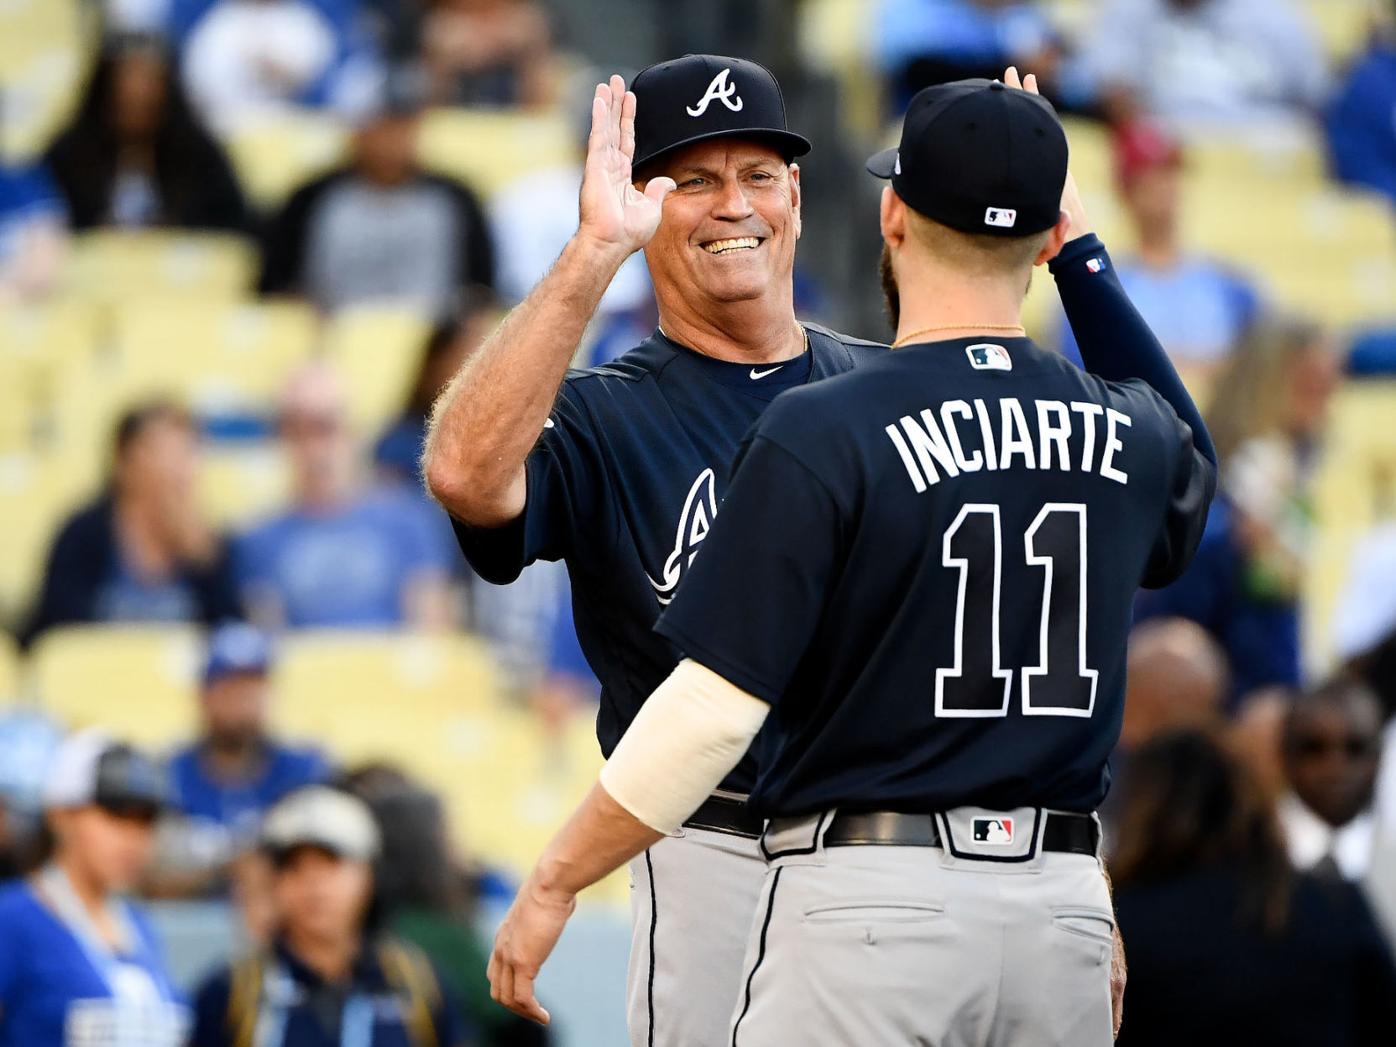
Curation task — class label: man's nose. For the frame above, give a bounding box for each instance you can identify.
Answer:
[710,177,755,220]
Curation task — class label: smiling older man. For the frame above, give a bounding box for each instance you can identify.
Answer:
[425,55,1131,1044]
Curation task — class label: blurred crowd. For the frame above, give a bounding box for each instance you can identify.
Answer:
[2,0,1396,1044]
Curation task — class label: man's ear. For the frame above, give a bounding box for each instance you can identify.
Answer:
[880,186,906,250]
[788,163,802,241]
[1035,210,1073,267]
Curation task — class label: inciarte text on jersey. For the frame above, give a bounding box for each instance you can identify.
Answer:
[647,468,719,605]
[885,396,1132,491]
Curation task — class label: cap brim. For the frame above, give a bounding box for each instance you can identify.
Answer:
[866,147,897,179]
[634,128,812,173]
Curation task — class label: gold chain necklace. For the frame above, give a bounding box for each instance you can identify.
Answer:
[891,323,1025,349]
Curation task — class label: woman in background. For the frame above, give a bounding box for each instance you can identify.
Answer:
[0,729,188,1045]
[1112,729,1396,1046]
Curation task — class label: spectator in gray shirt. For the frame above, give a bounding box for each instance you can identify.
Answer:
[258,71,495,316]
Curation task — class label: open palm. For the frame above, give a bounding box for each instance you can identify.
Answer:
[579,75,676,253]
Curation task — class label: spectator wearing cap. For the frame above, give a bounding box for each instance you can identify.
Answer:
[258,68,495,317]
[157,624,331,896]
[235,363,458,629]
[421,0,558,109]
[0,729,189,1045]
[21,400,243,648]
[1057,123,1258,380]
[189,786,469,1047]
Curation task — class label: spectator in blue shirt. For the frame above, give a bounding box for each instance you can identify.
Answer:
[189,786,468,1047]
[159,623,330,896]
[0,162,66,301]
[235,363,457,630]
[1057,122,1259,380]
[0,729,189,1046]
[1325,8,1396,208]
[874,0,1059,113]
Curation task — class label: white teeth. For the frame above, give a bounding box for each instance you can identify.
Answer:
[702,237,760,254]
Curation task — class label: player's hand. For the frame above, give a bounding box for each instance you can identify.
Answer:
[487,876,577,1025]
[576,74,676,257]
[1110,924,1127,1038]
[1003,66,1093,242]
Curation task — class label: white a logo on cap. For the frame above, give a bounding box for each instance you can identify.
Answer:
[687,68,744,117]
[984,207,1018,228]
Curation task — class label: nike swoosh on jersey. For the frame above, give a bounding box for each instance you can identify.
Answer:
[749,366,783,380]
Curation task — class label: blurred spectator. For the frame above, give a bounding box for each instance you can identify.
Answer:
[1332,522,1396,680]
[0,162,67,302]
[373,309,492,489]
[342,765,540,1046]
[1348,327,1396,376]
[258,69,494,316]
[874,0,1059,113]
[1136,317,1340,702]
[1279,678,1384,881]
[1057,123,1259,377]
[1104,618,1227,840]
[155,623,331,896]
[529,582,600,736]
[1230,685,1294,799]
[0,730,189,1044]
[0,708,63,879]
[21,401,242,647]
[1077,0,1327,134]
[421,0,556,109]
[489,91,653,366]
[189,785,468,1046]
[181,0,382,134]
[43,36,248,233]
[1325,5,1396,208]
[235,364,456,629]
[1112,729,1396,1046]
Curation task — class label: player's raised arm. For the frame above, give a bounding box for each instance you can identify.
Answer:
[422,76,676,526]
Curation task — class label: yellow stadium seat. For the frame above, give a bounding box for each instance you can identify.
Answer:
[64,231,258,304]
[107,299,317,416]
[28,626,202,747]
[417,109,575,197]
[0,302,103,455]
[321,306,432,436]
[0,0,88,162]
[0,633,19,701]
[198,442,292,529]
[225,111,349,210]
[1300,0,1378,64]
[0,453,94,621]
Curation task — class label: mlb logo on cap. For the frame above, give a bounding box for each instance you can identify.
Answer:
[984,207,1017,229]
[967,343,1013,371]
[972,817,1014,845]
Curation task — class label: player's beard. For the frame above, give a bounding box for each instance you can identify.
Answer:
[879,244,899,332]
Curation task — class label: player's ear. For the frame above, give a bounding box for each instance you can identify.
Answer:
[1034,211,1073,267]
[880,186,906,250]
[788,163,802,241]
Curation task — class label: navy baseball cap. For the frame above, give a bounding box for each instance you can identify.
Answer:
[867,79,1068,238]
[203,622,273,685]
[43,729,169,818]
[631,54,811,172]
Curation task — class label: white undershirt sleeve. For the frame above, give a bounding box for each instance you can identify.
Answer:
[598,658,771,836]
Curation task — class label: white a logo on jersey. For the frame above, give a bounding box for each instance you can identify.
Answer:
[687,69,744,117]
[647,468,718,604]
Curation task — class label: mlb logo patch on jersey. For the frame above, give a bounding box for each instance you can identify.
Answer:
[966,343,1012,371]
[972,817,1014,845]
[1086,257,1106,274]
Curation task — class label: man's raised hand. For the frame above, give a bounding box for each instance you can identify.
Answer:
[577,75,676,256]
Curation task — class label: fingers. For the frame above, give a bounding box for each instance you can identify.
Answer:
[619,89,637,165]
[609,74,626,144]
[1003,66,1022,90]
[488,944,551,1025]
[587,87,608,154]
[511,970,551,1026]
[643,176,676,206]
[1024,73,1040,95]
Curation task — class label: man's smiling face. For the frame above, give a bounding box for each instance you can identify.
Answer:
[639,138,802,305]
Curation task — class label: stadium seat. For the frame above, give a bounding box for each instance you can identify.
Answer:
[1300,0,1378,64]
[28,626,202,747]
[0,454,95,624]
[0,303,103,456]
[197,441,292,529]
[0,633,18,701]
[106,299,318,417]
[321,306,432,436]
[225,110,350,210]
[0,0,87,162]
[417,109,575,197]
[63,231,259,304]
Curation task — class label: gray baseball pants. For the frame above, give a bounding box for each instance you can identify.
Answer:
[728,809,1115,1047]
[628,824,767,1047]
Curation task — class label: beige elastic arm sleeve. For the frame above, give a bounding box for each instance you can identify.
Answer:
[599,659,771,836]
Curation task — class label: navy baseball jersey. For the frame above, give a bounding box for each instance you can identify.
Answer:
[453,324,883,789]
[656,335,1216,816]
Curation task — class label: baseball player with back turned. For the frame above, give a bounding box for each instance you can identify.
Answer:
[485,72,1217,1045]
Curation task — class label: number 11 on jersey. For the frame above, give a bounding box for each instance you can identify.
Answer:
[936,502,1098,719]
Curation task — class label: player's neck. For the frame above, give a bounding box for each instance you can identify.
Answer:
[893,262,1026,345]
[655,293,804,365]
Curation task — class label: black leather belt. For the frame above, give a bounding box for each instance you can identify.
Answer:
[822,810,1099,857]
[683,794,763,839]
